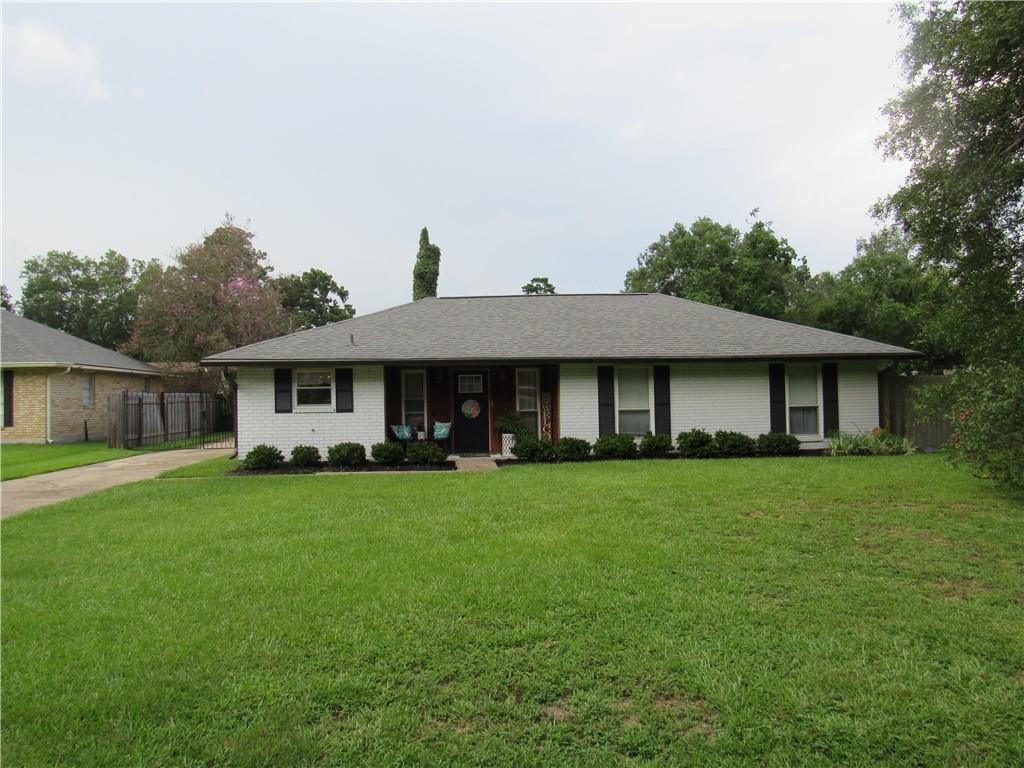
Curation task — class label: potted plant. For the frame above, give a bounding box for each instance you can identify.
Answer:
[494,412,530,457]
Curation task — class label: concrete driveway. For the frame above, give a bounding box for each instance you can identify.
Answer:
[1,448,233,519]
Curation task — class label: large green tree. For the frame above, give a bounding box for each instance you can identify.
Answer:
[879,2,1024,488]
[794,228,959,372]
[0,285,13,311]
[411,228,441,301]
[273,268,355,329]
[624,213,809,320]
[18,249,149,349]
[126,219,289,362]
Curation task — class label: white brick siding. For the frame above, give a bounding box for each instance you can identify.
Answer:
[558,364,600,443]
[236,366,385,458]
[670,362,771,438]
[557,360,881,447]
[838,361,881,434]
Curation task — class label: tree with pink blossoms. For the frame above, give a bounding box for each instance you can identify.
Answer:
[126,217,289,362]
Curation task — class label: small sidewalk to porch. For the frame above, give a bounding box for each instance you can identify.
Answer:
[453,456,499,473]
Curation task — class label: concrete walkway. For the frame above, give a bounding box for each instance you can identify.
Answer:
[1,448,233,519]
[454,457,499,473]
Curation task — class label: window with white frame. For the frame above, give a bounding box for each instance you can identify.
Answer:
[82,373,95,407]
[617,366,651,435]
[295,369,333,407]
[788,364,820,436]
[516,368,540,436]
[402,370,427,433]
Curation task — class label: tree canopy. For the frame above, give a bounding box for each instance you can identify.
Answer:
[125,220,290,361]
[412,228,441,301]
[878,1,1024,489]
[624,213,809,320]
[522,277,556,295]
[879,1,1023,364]
[18,249,149,349]
[791,228,959,372]
[273,268,355,329]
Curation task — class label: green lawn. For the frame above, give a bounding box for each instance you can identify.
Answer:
[0,442,136,481]
[3,456,1022,766]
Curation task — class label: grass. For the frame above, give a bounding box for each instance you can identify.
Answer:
[3,455,1023,766]
[0,442,136,481]
[157,454,239,478]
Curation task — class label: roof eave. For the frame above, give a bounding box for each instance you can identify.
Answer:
[202,350,921,367]
[0,361,167,376]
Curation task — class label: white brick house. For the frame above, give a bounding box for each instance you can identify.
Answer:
[203,294,919,459]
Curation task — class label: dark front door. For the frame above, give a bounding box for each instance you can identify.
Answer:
[453,370,489,454]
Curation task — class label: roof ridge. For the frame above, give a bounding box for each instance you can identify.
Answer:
[437,293,649,299]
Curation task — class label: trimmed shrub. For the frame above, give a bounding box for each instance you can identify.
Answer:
[756,432,801,456]
[713,430,757,457]
[371,441,406,466]
[677,429,715,458]
[554,437,591,462]
[592,433,639,460]
[638,432,674,458]
[241,443,283,470]
[406,441,447,465]
[513,434,555,462]
[327,442,366,468]
[290,445,321,468]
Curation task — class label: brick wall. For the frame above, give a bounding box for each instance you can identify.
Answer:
[0,368,48,442]
[49,370,165,442]
[236,366,385,458]
[558,364,600,443]
[838,360,883,434]
[558,360,882,449]
[670,362,772,438]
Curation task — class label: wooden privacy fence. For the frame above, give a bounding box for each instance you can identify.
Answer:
[878,372,952,452]
[108,391,234,449]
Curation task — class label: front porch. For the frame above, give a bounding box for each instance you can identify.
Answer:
[383,364,559,455]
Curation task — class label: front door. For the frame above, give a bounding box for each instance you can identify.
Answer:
[453,370,489,454]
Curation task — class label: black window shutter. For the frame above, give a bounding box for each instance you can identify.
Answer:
[822,363,839,436]
[335,368,354,413]
[3,370,13,427]
[597,365,615,436]
[653,365,671,436]
[274,368,292,413]
[768,363,786,433]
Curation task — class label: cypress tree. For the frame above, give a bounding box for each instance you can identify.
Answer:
[411,227,441,301]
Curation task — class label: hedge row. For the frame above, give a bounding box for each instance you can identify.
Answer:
[240,441,448,471]
[512,430,802,463]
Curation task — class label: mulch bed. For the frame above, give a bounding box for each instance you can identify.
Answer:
[231,462,456,476]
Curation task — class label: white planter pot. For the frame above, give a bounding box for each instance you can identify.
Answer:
[501,433,517,457]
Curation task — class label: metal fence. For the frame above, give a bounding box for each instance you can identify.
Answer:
[108,391,234,450]
[878,372,952,452]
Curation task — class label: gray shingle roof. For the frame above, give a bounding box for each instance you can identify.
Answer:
[1,310,163,375]
[202,293,918,365]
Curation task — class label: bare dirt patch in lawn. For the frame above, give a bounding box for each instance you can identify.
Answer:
[652,693,720,742]
[539,697,577,723]
[930,576,993,601]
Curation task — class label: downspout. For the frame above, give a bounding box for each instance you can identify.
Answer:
[46,366,73,443]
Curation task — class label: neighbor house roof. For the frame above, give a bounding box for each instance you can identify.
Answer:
[202,293,918,366]
[0,309,164,375]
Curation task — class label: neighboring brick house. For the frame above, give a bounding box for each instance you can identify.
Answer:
[0,310,167,443]
[202,293,920,459]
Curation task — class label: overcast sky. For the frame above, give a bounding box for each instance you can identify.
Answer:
[2,2,908,313]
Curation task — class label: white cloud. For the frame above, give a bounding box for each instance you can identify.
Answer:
[3,21,109,100]
[131,85,146,99]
